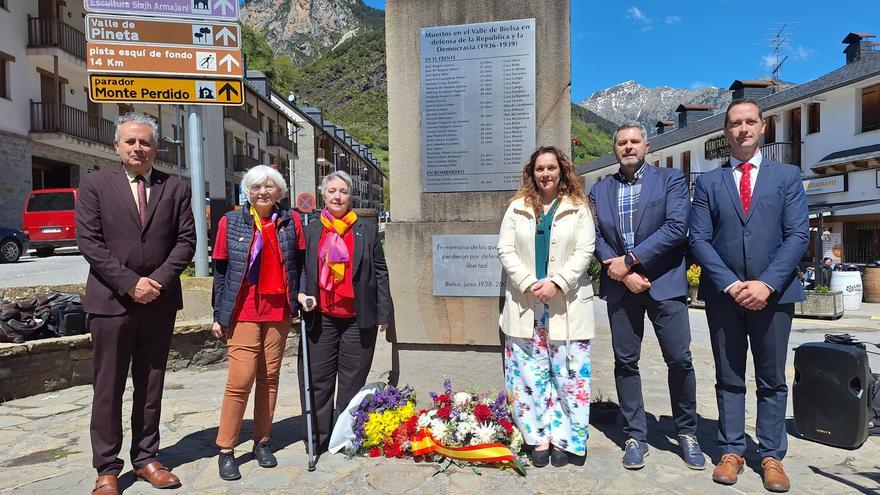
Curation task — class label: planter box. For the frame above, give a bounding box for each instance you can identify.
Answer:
[795,290,844,319]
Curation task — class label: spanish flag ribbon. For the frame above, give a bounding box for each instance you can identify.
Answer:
[410,430,517,463]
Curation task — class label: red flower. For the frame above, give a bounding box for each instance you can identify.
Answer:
[369,447,382,457]
[437,406,452,420]
[383,439,404,458]
[435,394,451,406]
[474,404,492,422]
[499,418,514,435]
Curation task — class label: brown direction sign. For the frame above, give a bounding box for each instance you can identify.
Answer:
[87,43,242,78]
[85,15,241,49]
[89,74,243,105]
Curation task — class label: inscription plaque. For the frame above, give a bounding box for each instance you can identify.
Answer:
[420,19,536,192]
[432,235,506,296]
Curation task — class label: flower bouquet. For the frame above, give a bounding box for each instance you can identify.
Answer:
[349,384,419,458]
[411,378,526,475]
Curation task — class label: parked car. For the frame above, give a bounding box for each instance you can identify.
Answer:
[21,188,78,257]
[0,226,29,263]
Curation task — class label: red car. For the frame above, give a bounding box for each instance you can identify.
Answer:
[21,188,78,257]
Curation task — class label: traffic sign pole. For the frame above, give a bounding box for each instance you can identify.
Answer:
[187,107,209,277]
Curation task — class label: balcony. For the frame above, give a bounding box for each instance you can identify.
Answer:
[158,142,186,170]
[30,101,114,146]
[27,16,86,61]
[267,131,294,151]
[231,154,259,172]
[761,141,801,168]
[223,106,259,132]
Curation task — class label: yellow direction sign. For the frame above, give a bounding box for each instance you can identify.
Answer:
[89,75,243,105]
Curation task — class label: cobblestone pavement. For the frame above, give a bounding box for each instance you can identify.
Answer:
[1,303,879,494]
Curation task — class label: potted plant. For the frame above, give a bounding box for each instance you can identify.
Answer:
[798,284,845,319]
[590,392,620,423]
[686,264,702,307]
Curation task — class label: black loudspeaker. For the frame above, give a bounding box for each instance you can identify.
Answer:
[793,342,872,449]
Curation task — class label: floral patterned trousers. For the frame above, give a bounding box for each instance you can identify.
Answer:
[503,304,591,456]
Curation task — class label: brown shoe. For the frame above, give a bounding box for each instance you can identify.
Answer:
[761,457,791,492]
[92,475,119,495]
[134,460,181,489]
[712,453,745,485]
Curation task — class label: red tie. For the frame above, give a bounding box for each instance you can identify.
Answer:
[136,175,148,225]
[739,163,752,215]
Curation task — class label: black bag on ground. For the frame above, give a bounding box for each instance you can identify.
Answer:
[40,293,86,337]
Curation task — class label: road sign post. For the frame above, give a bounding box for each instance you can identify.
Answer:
[86,15,241,49]
[87,43,243,77]
[89,75,242,105]
[83,0,239,21]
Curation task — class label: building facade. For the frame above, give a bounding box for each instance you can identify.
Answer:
[0,1,384,234]
[578,32,880,264]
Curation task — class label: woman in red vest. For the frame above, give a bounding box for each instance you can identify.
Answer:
[297,170,392,456]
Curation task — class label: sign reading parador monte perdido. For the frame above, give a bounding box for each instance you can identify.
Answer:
[89,74,242,105]
[85,0,243,106]
[83,0,239,21]
[420,19,536,192]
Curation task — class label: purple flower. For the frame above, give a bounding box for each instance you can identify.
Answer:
[443,377,453,395]
[490,391,510,421]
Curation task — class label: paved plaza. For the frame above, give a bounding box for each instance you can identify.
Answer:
[1,303,880,494]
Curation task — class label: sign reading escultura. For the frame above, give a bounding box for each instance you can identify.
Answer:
[420,19,536,192]
[83,0,240,21]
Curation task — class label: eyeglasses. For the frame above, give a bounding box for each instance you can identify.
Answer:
[249,184,278,193]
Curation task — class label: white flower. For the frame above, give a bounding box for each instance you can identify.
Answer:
[417,410,436,429]
[509,429,523,452]
[429,418,448,441]
[456,420,475,438]
[453,392,472,408]
[471,423,497,445]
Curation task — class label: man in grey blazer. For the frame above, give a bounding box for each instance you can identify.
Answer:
[690,99,808,492]
[589,122,703,471]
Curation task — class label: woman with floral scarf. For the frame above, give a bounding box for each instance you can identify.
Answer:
[297,170,392,458]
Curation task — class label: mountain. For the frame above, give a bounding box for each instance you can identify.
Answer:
[578,80,732,135]
[571,104,613,165]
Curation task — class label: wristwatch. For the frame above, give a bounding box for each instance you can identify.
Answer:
[624,253,635,267]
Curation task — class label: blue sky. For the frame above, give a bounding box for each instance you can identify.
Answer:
[362,0,876,102]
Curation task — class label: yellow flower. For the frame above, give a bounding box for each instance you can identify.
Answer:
[362,403,416,448]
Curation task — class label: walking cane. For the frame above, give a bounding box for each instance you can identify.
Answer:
[299,213,317,472]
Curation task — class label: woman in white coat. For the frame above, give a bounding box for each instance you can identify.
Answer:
[498,145,596,468]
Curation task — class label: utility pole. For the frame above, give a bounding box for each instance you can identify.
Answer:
[187,106,209,277]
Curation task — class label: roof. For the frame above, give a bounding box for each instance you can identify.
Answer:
[656,119,675,126]
[729,79,777,89]
[843,32,876,43]
[577,53,880,176]
[675,104,716,111]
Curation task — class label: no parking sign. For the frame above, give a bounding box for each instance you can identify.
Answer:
[296,192,316,213]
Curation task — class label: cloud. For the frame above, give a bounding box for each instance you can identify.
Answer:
[664,16,681,24]
[627,6,650,24]
[762,54,779,72]
[575,30,598,39]
[794,45,814,61]
[690,81,711,89]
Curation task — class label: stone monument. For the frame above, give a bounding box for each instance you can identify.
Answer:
[385,0,570,389]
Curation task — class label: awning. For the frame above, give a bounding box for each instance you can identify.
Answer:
[810,143,880,174]
[808,198,880,215]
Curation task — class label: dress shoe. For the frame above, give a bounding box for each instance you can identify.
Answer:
[218,451,241,481]
[252,441,278,468]
[622,438,648,470]
[677,433,707,470]
[712,453,745,485]
[92,475,119,495]
[530,445,550,467]
[761,457,791,492]
[134,460,181,489]
[550,445,569,467]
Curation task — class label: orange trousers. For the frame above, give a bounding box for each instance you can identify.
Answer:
[216,320,290,449]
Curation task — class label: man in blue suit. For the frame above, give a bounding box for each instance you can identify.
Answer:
[589,122,703,471]
[689,99,808,493]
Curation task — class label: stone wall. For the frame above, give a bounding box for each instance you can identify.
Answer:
[0,131,33,228]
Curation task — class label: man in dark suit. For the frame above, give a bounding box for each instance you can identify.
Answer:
[689,99,808,493]
[77,114,196,495]
[589,122,703,471]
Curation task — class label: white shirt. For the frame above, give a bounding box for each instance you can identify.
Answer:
[122,166,153,206]
[723,150,773,294]
[730,150,762,194]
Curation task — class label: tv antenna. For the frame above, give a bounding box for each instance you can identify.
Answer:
[755,22,797,83]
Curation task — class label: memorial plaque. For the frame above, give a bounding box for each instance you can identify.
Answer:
[432,235,506,296]
[420,19,536,192]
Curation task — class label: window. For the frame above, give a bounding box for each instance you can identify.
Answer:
[764,115,777,144]
[681,150,691,177]
[653,160,659,166]
[862,83,880,133]
[666,156,673,168]
[0,51,13,99]
[807,102,820,134]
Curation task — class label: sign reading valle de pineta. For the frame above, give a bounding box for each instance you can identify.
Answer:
[420,18,536,193]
